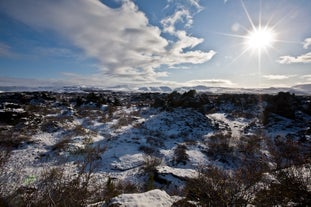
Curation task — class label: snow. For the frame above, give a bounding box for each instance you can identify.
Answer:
[207,113,250,141]
[108,189,179,207]
[1,91,311,206]
[111,153,145,170]
[157,166,198,179]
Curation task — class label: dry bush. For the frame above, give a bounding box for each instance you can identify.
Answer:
[173,144,189,166]
[0,146,10,168]
[107,105,117,118]
[253,165,311,206]
[141,155,162,175]
[140,155,162,191]
[0,130,31,149]
[172,199,197,207]
[4,143,107,206]
[114,116,130,128]
[139,145,155,155]
[4,166,91,207]
[185,166,249,206]
[238,135,262,156]
[51,137,71,152]
[146,136,164,147]
[51,125,97,153]
[41,120,61,133]
[130,109,141,117]
[206,133,234,164]
[113,112,138,129]
[268,135,306,169]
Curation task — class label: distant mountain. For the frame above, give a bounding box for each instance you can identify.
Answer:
[1,84,311,95]
[137,86,173,92]
[290,84,311,95]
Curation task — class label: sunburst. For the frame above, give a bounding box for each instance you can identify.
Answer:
[245,26,276,51]
[217,0,282,87]
[238,0,278,58]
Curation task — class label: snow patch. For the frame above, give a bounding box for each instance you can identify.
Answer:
[157,166,198,179]
[109,189,179,207]
[111,153,145,170]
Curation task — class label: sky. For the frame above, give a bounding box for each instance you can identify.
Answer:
[0,0,311,89]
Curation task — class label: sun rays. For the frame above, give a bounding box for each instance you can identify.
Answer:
[245,26,276,51]
[217,0,283,87]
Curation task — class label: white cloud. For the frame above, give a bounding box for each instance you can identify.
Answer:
[301,74,311,81]
[263,74,292,80]
[303,37,311,49]
[278,52,311,64]
[185,79,234,86]
[166,0,203,12]
[161,9,215,67]
[161,9,193,33]
[0,0,215,83]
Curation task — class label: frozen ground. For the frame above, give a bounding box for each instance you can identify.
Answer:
[0,91,310,206]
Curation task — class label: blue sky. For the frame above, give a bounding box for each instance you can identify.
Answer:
[0,0,311,88]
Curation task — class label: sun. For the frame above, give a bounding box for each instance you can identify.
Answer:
[245,27,276,50]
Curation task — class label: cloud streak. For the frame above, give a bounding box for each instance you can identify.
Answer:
[0,0,215,84]
[278,52,311,64]
[185,79,234,86]
[263,74,293,80]
[303,37,311,49]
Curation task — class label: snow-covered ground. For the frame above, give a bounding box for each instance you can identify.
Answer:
[108,189,181,207]
[0,91,310,206]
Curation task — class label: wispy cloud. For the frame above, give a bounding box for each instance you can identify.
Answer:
[0,0,215,83]
[161,7,215,67]
[166,0,204,12]
[301,74,311,81]
[278,52,311,64]
[134,78,235,89]
[303,37,311,49]
[184,79,234,86]
[263,74,294,80]
[278,36,311,64]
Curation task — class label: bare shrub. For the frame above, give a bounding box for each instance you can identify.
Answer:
[146,136,164,147]
[238,135,261,157]
[98,178,139,204]
[114,116,130,128]
[0,146,10,168]
[51,137,71,152]
[41,120,61,133]
[0,130,31,149]
[141,155,162,175]
[172,199,197,207]
[268,135,306,169]
[206,133,234,164]
[185,166,249,206]
[173,144,189,165]
[253,165,311,206]
[5,143,107,206]
[139,145,155,155]
[141,155,162,191]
